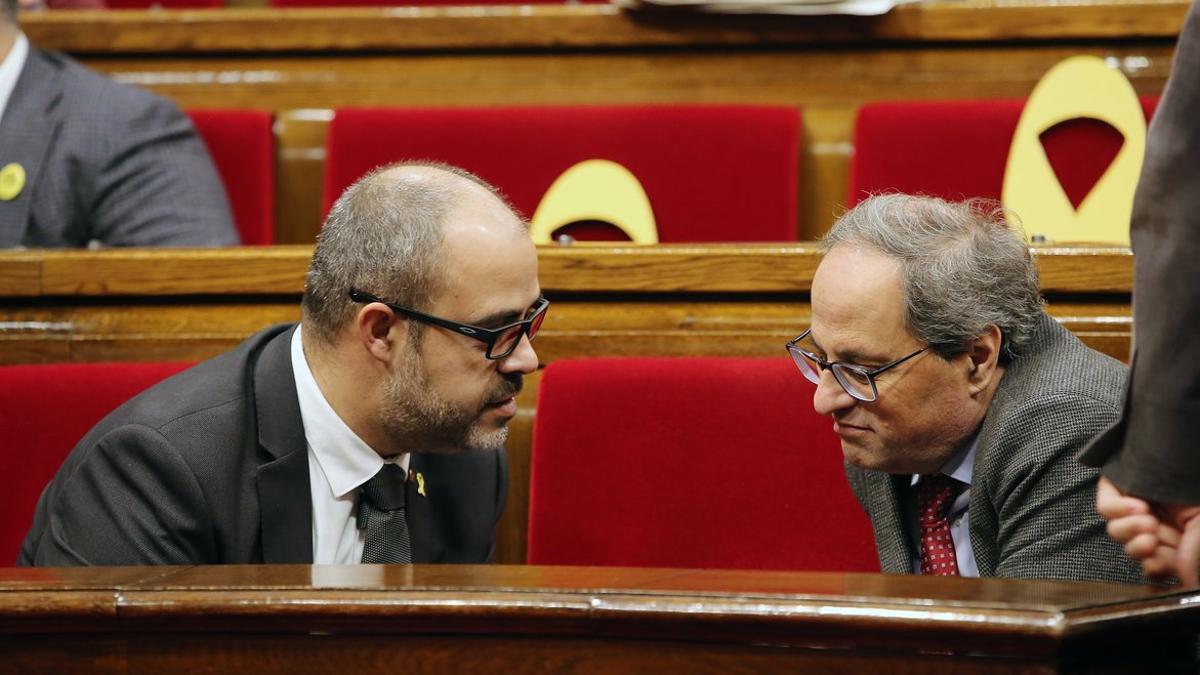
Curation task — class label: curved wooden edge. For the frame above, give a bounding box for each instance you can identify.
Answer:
[20,0,1190,54]
[0,565,1192,650]
[0,244,1132,296]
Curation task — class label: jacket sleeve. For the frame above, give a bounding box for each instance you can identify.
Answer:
[20,423,218,566]
[983,393,1146,583]
[1080,0,1200,504]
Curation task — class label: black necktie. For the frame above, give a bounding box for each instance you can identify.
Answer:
[356,463,413,564]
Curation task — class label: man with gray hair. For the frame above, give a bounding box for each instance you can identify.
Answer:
[787,194,1142,581]
[20,162,542,565]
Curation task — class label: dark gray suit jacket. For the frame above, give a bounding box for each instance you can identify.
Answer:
[18,324,508,566]
[847,313,1144,582]
[0,45,238,248]
[1080,0,1200,504]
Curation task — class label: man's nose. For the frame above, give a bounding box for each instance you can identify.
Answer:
[812,370,856,416]
[498,333,539,375]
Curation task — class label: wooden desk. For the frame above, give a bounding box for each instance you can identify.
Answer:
[0,565,1194,673]
[20,2,1189,242]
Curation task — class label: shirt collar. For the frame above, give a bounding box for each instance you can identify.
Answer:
[0,32,29,126]
[291,326,408,499]
[911,433,977,487]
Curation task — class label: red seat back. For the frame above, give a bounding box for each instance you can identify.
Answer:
[0,362,192,564]
[849,97,1160,207]
[188,110,276,245]
[104,0,223,7]
[528,357,879,571]
[323,105,800,242]
[273,0,603,6]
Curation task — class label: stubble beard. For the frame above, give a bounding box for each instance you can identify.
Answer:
[378,354,517,453]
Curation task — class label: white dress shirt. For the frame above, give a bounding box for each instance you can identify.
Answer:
[908,436,978,577]
[291,326,409,564]
[0,32,29,126]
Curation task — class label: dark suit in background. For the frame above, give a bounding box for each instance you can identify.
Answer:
[0,45,239,248]
[1080,0,1200,503]
[18,325,507,565]
[851,314,1144,582]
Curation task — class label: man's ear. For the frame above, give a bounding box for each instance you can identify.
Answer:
[356,304,407,365]
[967,323,1003,394]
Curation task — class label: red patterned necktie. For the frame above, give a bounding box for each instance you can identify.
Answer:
[917,474,962,576]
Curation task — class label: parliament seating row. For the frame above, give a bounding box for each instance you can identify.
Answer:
[850,96,1162,210]
[0,357,879,571]
[95,0,603,7]
[194,100,1156,246]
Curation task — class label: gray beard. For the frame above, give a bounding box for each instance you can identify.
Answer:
[378,359,511,454]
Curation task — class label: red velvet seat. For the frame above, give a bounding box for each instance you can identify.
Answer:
[104,0,223,7]
[273,0,604,6]
[0,362,192,564]
[323,105,800,242]
[188,110,276,245]
[527,357,879,571]
[849,97,1160,208]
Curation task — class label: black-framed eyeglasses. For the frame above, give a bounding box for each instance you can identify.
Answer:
[349,288,549,360]
[785,328,927,402]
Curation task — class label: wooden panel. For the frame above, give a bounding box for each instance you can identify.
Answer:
[0,245,1132,295]
[274,109,331,245]
[0,251,41,298]
[0,565,1197,673]
[36,247,311,296]
[120,634,1061,675]
[20,3,1192,54]
[498,369,539,565]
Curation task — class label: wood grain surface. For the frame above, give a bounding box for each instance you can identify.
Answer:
[21,2,1192,53]
[0,565,1195,673]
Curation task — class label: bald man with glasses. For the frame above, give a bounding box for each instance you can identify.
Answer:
[789,194,1142,583]
[21,162,541,566]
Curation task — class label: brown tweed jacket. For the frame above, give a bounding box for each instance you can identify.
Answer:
[847,313,1145,583]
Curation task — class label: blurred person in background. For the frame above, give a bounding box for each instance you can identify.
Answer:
[0,0,237,247]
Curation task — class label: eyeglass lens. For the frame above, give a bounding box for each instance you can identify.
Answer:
[490,306,547,358]
[788,346,876,401]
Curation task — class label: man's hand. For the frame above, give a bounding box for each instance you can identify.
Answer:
[1097,476,1200,584]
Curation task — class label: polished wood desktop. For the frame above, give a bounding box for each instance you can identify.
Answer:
[0,564,1193,673]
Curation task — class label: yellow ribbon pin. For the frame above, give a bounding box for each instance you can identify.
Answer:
[0,163,25,201]
[416,472,426,497]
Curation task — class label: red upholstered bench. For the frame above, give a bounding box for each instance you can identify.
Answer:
[323,105,800,242]
[528,357,879,572]
[0,362,193,564]
[849,97,1160,208]
[273,0,604,5]
[188,110,276,245]
[104,0,223,6]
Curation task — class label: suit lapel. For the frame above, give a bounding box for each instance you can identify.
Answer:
[405,454,444,564]
[966,382,1014,578]
[251,326,314,564]
[0,48,63,247]
[871,473,916,574]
